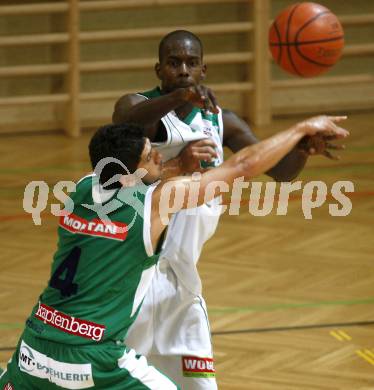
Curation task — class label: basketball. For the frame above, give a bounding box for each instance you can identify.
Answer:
[269,2,344,77]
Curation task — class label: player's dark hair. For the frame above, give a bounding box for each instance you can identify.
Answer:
[158,30,203,61]
[89,123,145,189]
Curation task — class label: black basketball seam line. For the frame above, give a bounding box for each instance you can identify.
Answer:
[294,11,343,69]
[286,3,303,77]
[273,20,283,64]
[269,36,344,47]
[294,45,335,67]
[295,10,333,43]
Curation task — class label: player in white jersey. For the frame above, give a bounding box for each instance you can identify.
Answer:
[112,31,346,390]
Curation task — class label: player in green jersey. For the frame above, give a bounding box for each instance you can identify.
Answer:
[1,117,348,389]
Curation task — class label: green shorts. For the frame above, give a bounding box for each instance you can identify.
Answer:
[0,330,179,389]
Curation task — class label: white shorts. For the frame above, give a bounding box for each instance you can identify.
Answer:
[126,258,218,390]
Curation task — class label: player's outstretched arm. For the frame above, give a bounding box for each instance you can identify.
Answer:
[113,89,219,179]
[222,110,346,182]
[112,86,216,137]
[221,115,348,184]
[149,115,349,245]
[112,86,218,141]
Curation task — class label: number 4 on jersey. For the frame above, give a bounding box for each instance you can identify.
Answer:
[49,246,81,298]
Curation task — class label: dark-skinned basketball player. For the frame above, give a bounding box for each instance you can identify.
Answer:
[112,30,345,390]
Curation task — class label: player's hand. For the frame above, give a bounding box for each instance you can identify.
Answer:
[179,85,219,114]
[297,115,349,139]
[298,133,346,160]
[178,139,218,173]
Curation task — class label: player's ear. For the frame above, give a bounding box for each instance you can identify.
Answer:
[201,64,207,80]
[155,63,162,80]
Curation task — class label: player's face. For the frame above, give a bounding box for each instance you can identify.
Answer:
[138,138,163,184]
[156,38,206,93]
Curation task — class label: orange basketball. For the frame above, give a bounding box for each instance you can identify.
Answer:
[269,2,344,77]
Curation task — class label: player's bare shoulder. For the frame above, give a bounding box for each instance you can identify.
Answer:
[112,93,147,124]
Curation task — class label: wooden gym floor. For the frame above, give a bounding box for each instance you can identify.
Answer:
[0,113,373,389]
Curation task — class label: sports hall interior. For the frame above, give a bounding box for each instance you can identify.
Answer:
[0,0,373,389]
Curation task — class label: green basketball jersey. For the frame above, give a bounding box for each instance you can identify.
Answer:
[26,174,159,345]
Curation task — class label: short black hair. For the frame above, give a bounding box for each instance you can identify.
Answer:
[89,123,145,189]
[158,30,203,61]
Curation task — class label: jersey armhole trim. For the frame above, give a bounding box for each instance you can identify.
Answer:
[143,184,158,257]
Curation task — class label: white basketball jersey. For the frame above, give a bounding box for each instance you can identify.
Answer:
[138,88,224,294]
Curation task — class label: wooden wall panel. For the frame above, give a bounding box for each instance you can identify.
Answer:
[0,0,373,135]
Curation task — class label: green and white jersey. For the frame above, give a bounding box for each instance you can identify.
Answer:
[26,174,159,345]
[137,87,224,295]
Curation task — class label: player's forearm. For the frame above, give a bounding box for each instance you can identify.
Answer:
[192,124,306,206]
[118,90,185,127]
[266,147,308,181]
[232,125,305,180]
[204,124,306,188]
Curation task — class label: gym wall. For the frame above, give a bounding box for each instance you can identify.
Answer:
[0,0,373,136]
